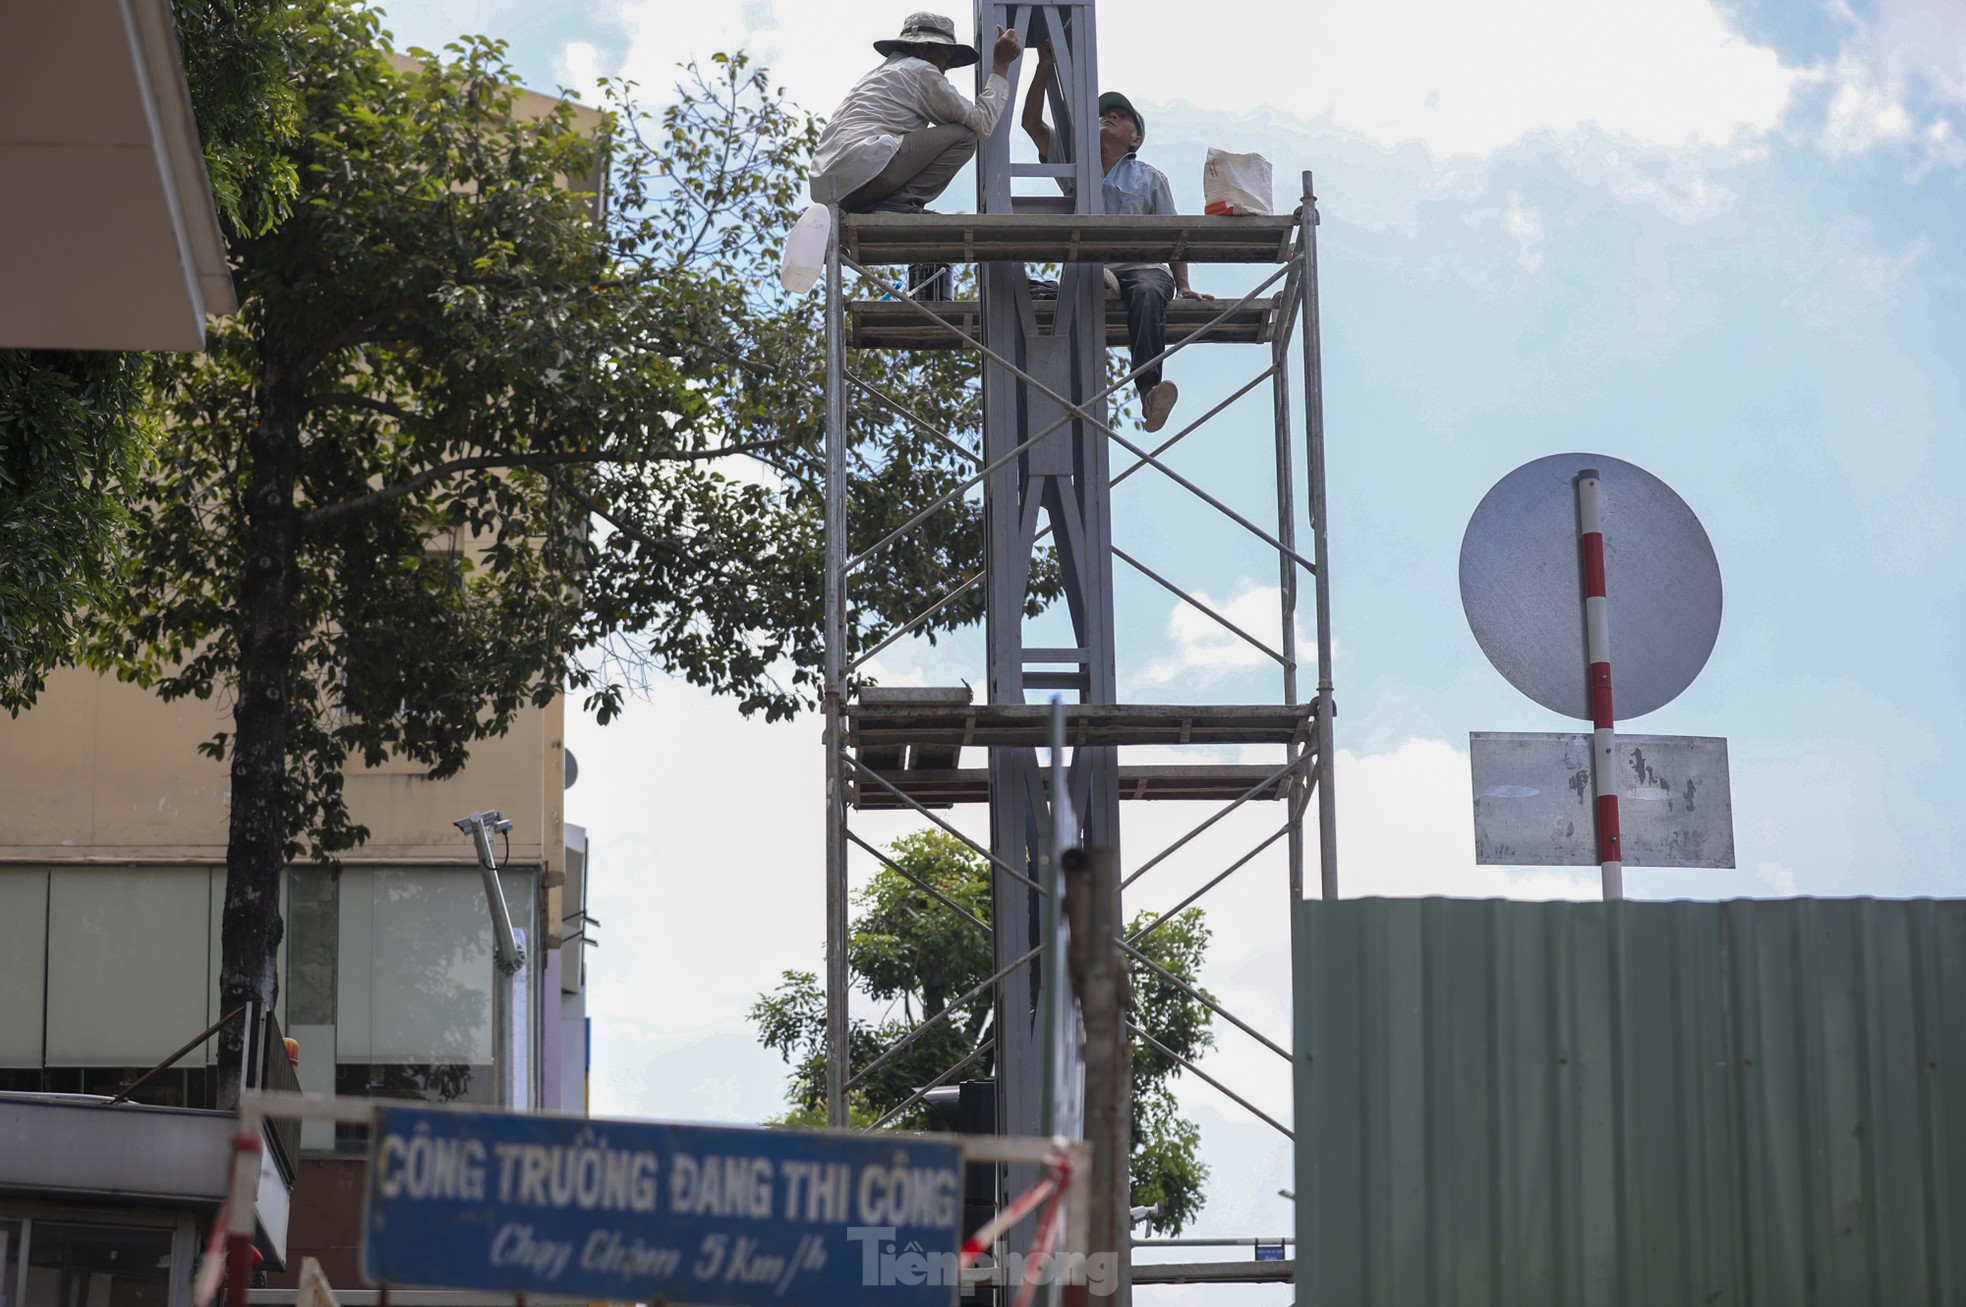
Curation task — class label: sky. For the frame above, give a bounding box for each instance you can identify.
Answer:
[379,0,1962,1287]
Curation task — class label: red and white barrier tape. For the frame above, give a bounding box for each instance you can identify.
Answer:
[958,1138,1076,1272]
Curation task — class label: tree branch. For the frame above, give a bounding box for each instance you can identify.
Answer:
[294,315,407,375]
[300,436,797,529]
[545,469,681,557]
[306,392,428,424]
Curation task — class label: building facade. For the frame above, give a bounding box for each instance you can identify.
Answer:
[0,666,591,1292]
[0,17,604,1296]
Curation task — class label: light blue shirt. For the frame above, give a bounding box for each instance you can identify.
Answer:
[1101,152,1177,273]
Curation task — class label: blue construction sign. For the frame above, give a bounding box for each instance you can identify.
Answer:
[362,1105,965,1307]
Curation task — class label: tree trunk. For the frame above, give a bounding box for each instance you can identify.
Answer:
[216,363,303,1109]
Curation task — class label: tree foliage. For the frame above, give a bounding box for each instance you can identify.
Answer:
[0,353,152,712]
[750,830,1214,1232]
[81,5,1027,1093]
[0,0,298,714]
[174,0,305,239]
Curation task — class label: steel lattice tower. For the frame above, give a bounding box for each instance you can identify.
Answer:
[819,0,1337,1284]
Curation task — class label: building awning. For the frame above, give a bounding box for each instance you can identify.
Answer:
[0,0,237,351]
[0,1094,289,1265]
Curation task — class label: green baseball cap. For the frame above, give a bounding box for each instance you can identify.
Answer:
[1098,91,1144,141]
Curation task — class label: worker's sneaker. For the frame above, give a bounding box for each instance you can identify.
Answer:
[1143,380,1179,433]
[1103,267,1122,300]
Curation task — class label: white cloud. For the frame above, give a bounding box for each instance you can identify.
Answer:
[1836,0,1966,104]
[1501,191,1545,271]
[593,0,1802,160]
[1137,583,1308,686]
[1325,737,1597,899]
[1109,0,1801,159]
[1810,0,1966,164]
[1783,226,1933,328]
[857,656,928,689]
[555,39,608,94]
[571,669,1584,1132]
[1821,65,1919,154]
[1924,117,1966,168]
[1755,860,1801,897]
[569,676,824,1125]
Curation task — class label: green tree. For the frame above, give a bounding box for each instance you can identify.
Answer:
[0,1,298,714]
[0,352,152,713]
[750,830,1215,1232]
[174,0,306,239]
[83,6,1021,1097]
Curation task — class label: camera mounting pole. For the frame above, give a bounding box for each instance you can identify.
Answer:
[455,809,529,1107]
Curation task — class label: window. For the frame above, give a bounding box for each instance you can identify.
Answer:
[0,873,47,1067]
[20,1224,173,1307]
[285,871,337,1028]
[1,1221,21,1307]
[287,865,537,1150]
[44,870,209,1067]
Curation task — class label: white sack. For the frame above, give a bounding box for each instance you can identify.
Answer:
[1202,148,1274,216]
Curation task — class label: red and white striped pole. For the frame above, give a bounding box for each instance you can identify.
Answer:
[224,1127,262,1307]
[1576,469,1623,899]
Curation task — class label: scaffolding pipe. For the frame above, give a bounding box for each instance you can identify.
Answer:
[1272,295,1305,903]
[1119,939,1291,1063]
[817,136,1337,1233]
[1299,170,1339,900]
[823,204,850,1127]
[1128,1019,1293,1141]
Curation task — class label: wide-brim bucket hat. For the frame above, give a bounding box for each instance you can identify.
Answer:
[874,12,981,68]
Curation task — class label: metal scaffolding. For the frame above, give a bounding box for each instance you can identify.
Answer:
[818,0,1336,1266]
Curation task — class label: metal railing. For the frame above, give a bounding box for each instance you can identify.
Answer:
[105,1002,302,1180]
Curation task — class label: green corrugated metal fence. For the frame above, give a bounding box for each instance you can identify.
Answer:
[1293,897,1966,1306]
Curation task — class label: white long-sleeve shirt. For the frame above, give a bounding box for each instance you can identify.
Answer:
[810,55,1009,203]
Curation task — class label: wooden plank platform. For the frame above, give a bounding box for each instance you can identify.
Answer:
[1130,1260,1295,1286]
[848,702,1313,750]
[855,685,971,770]
[848,298,1277,350]
[853,764,1296,810]
[841,213,1301,265]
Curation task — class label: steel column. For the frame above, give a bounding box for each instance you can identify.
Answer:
[823,205,851,1126]
[976,0,1112,1157]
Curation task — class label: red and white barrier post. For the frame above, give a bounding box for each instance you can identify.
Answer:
[1576,470,1623,899]
[224,1126,262,1307]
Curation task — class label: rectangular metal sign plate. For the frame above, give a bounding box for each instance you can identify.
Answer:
[362,1105,963,1307]
[1470,731,1734,868]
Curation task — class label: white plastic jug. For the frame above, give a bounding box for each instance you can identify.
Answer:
[779,203,832,294]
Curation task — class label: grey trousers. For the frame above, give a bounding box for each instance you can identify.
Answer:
[841,124,977,212]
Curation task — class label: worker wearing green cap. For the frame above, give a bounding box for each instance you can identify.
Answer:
[1022,45,1212,433]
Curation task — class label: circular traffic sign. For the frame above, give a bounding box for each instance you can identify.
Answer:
[1459,452,1722,721]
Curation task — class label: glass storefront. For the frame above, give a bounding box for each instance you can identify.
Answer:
[0,863,536,1130]
[287,864,538,1150]
[0,1219,180,1307]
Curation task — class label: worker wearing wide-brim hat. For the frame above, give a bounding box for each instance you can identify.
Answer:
[811,12,1023,214]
